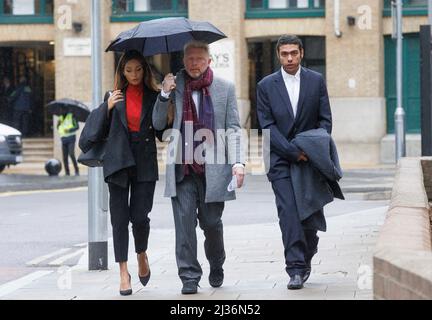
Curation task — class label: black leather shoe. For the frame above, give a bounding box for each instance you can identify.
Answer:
[181,281,199,295]
[303,258,312,283]
[209,268,224,288]
[303,267,311,283]
[304,249,316,283]
[287,275,304,290]
[138,253,151,287]
[120,274,132,296]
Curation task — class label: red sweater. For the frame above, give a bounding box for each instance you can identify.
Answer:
[126,84,143,132]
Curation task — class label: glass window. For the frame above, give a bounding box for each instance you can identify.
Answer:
[134,0,150,12]
[114,0,128,13]
[178,0,188,11]
[3,0,13,14]
[149,0,172,10]
[44,0,53,15]
[268,0,325,9]
[385,0,427,7]
[11,0,35,15]
[2,0,53,15]
[269,0,287,9]
[314,0,325,8]
[113,0,188,14]
[296,0,309,9]
[134,0,173,12]
[250,0,263,8]
[406,0,427,6]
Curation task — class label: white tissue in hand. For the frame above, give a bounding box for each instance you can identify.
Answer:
[227,175,238,192]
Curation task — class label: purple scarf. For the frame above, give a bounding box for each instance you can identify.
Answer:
[181,67,215,176]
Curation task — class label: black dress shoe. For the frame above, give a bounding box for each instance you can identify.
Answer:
[209,268,224,288]
[120,274,132,296]
[181,281,199,295]
[138,253,151,287]
[303,258,312,283]
[287,274,304,290]
[303,267,311,283]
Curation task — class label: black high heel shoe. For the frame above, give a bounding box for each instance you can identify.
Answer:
[120,273,132,296]
[138,253,151,287]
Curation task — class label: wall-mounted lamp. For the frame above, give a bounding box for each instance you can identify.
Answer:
[72,22,83,33]
[347,16,356,26]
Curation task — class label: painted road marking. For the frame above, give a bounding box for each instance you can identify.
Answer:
[48,249,86,267]
[26,248,72,266]
[0,271,53,298]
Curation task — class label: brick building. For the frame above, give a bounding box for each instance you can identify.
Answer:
[0,0,429,166]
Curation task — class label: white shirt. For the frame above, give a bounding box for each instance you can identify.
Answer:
[161,89,200,116]
[281,66,301,118]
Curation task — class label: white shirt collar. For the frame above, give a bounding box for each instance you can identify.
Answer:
[281,66,301,81]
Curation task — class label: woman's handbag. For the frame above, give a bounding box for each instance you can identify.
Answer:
[77,140,107,167]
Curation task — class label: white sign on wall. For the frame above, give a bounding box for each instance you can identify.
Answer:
[13,0,35,15]
[209,39,235,84]
[63,38,92,57]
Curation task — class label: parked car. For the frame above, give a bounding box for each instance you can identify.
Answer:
[0,123,22,173]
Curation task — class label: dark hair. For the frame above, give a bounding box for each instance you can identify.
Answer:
[114,50,159,92]
[276,35,304,53]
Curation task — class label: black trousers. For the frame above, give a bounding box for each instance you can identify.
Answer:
[107,139,156,263]
[61,135,79,175]
[272,177,319,277]
[13,110,30,136]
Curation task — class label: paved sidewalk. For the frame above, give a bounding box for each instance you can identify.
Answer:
[0,205,387,300]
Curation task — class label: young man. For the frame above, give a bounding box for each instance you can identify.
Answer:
[256,35,332,290]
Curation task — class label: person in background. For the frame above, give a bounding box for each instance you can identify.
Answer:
[57,112,80,176]
[0,76,14,125]
[9,76,32,136]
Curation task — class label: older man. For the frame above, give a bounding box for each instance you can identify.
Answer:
[153,41,245,294]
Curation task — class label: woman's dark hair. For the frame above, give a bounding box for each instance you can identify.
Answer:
[276,35,304,53]
[114,50,159,92]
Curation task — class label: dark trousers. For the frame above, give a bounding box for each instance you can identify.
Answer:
[108,171,156,263]
[171,173,225,284]
[13,110,30,136]
[61,135,79,176]
[272,177,319,277]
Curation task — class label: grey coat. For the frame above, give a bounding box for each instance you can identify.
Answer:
[291,128,344,221]
[152,70,244,203]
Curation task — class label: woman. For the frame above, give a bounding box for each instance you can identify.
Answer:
[79,50,163,296]
[57,112,80,176]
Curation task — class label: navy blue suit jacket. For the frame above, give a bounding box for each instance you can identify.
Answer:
[257,67,332,182]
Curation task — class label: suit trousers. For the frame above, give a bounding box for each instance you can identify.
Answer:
[107,140,156,263]
[171,172,226,284]
[272,177,319,277]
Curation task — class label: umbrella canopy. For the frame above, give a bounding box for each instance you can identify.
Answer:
[105,17,226,56]
[47,99,90,122]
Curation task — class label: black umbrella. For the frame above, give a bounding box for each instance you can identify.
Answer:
[105,17,226,56]
[47,99,90,122]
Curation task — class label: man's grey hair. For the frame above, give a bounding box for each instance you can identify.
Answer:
[183,41,210,56]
